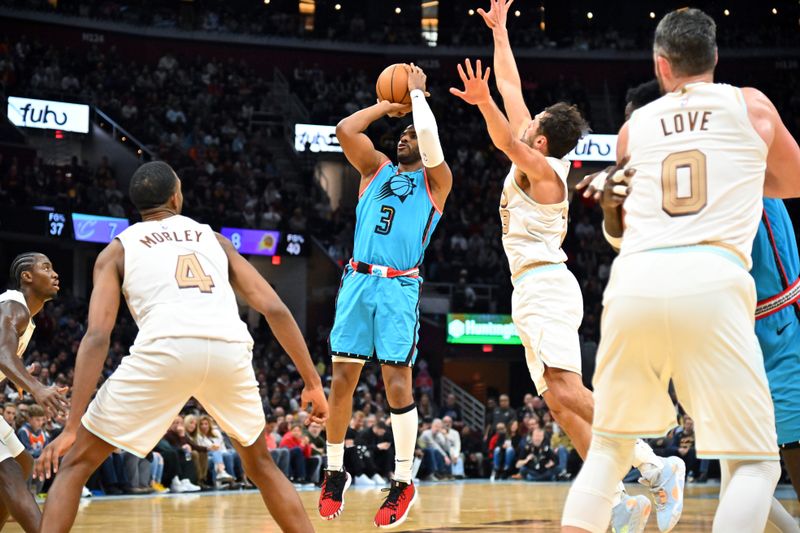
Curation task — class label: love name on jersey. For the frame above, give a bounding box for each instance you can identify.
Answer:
[660,110,712,137]
[139,230,204,248]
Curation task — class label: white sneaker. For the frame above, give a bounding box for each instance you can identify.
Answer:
[355,474,375,486]
[216,470,234,482]
[170,476,186,493]
[371,474,387,486]
[180,479,201,492]
[81,486,92,498]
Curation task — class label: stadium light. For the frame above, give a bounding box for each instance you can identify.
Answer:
[468,9,474,15]
[724,9,730,16]
[514,10,521,17]
[771,7,777,14]
[395,7,401,14]
[335,3,341,10]
[649,11,655,19]
[586,11,593,19]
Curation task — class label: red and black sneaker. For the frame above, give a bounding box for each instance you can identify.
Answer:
[318,470,351,520]
[374,479,417,529]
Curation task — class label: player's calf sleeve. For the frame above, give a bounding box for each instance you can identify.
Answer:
[714,460,780,533]
[390,403,418,483]
[326,441,344,472]
[765,497,800,533]
[632,438,664,480]
[410,90,444,168]
[562,435,635,533]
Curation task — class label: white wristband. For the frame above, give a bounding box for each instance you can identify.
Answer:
[602,221,623,251]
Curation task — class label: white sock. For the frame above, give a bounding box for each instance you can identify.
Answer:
[713,460,780,533]
[390,405,417,484]
[562,435,636,533]
[765,497,800,533]
[326,441,344,472]
[632,438,664,482]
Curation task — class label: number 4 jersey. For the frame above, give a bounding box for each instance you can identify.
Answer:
[353,161,442,271]
[621,82,768,268]
[116,215,253,346]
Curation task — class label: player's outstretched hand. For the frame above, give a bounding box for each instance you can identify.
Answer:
[32,384,69,418]
[478,0,514,31]
[35,428,76,481]
[576,157,635,206]
[405,63,431,97]
[449,59,492,106]
[301,386,329,425]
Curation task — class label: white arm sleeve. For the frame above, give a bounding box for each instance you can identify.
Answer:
[410,89,445,168]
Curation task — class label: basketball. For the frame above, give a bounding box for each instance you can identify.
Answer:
[376,63,411,105]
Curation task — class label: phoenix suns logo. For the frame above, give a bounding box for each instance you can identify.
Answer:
[376,173,417,203]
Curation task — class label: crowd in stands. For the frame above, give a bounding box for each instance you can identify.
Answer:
[6,0,800,51]
[1,7,799,500]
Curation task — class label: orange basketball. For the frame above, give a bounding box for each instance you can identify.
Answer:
[376,64,411,105]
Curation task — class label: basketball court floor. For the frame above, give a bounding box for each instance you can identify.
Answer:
[14,481,798,532]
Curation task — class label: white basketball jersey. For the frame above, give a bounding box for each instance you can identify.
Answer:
[621,83,768,268]
[116,215,252,346]
[499,157,572,274]
[0,290,35,382]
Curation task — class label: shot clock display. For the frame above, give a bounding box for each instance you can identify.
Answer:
[220,228,308,257]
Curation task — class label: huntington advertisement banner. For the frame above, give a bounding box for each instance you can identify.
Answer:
[446,314,522,345]
[7,96,91,134]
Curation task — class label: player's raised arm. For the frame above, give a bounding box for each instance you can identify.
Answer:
[36,240,123,480]
[336,100,409,180]
[450,59,550,181]
[478,0,532,134]
[216,234,328,425]
[407,64,452,207]
[0,303,68,415]
[742,88,800,199]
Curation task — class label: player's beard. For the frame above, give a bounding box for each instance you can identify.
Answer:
[397,147,420,166]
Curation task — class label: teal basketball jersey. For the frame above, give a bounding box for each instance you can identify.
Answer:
[353,160,442,271]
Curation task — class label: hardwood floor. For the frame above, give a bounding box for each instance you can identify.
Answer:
[13,481,798,532]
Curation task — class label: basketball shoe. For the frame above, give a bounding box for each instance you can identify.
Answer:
[374,479,417,529]
[611,494,651,533]
[318,470,351,520]
[639,456,685,532]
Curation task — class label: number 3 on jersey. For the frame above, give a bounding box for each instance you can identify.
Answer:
[175,253,215,293]
[374,205,395,235]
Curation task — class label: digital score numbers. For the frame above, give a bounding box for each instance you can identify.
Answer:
[220,228,308,257]
[0,207,72,239]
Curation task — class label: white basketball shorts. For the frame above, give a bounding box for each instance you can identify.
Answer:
[0,417,25,464]
[82,337,265,458]
[511,264,584,394]
[592,247,779,461]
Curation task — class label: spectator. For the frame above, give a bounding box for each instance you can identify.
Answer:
[183,414,210,487]
[264,415,291,479]
[195,415,236,485]
[441,416,465,479]
[417,393,437,420]
[514,428,558,482]
[488,422,515,480]
[461,425,486,478]
[3,402,16,427]
[438,394,462,422]
[354,420,393,484]
[419,418,452,481]
[122,451,154,494]
[162,416,202,493]
[17,404,47,459]
[487,394,516,432]
[279,423,317,485]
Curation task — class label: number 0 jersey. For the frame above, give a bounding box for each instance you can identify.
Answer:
[621,82,768,268]
[116,215,252,346]
[499,158,572,275]
[353,160,442,271]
